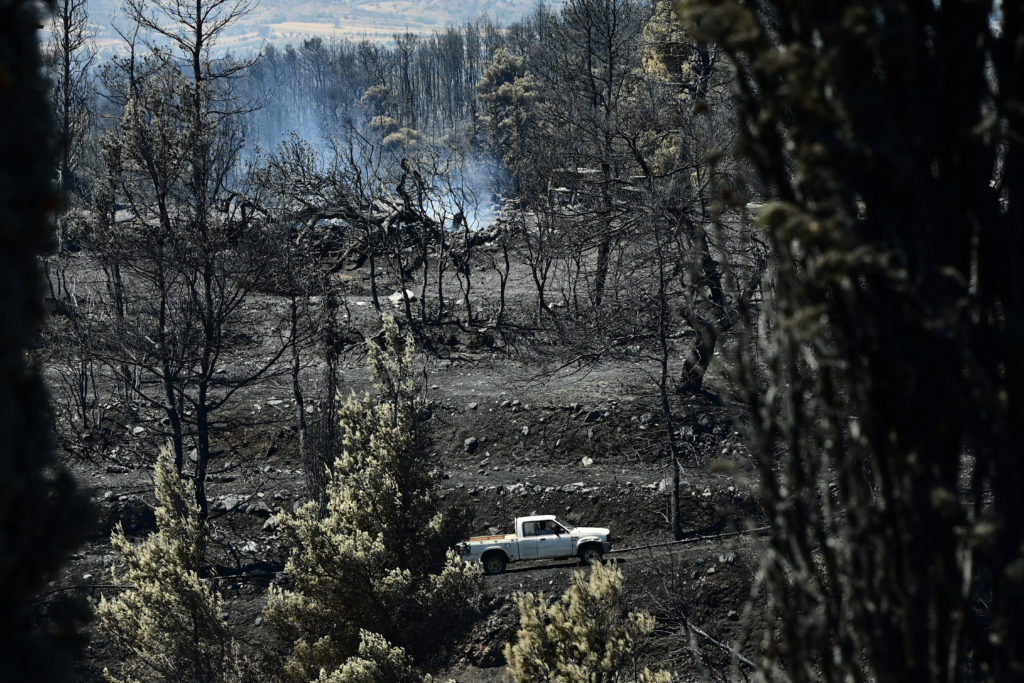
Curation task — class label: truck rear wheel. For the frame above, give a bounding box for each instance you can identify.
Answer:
[482,552,507,575]
[579,545,603,565]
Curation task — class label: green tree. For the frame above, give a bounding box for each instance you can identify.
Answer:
[505,562,671,683]
[268,316,480,680]
[677,0,1024,680]
[0,1,91,679]
[476,47,540,193]
[96,446,238,683]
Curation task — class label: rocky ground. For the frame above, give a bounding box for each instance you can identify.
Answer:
[47,253,769,681]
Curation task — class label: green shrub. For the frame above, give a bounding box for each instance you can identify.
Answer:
[268,316,481,680]
[96,446,242,682]
[506,562,671,683]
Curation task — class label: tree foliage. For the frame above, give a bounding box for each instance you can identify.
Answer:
[677,0,1024,680]
[268,316,480,680]
[505,562,671,683]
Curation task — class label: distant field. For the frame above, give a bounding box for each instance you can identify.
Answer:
[84,0,560,53]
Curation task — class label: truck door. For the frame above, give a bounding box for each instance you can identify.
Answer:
[536,521,573,559]
[518,520,541,559]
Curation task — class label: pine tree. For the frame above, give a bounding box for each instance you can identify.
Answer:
[96,446,237,683]
[268,316,480,680]
[0,1,91,678]
[505,562,671,683]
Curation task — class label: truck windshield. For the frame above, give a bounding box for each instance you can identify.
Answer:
[555,518,575,531]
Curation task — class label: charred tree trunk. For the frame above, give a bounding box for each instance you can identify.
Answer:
[656,223,684,540]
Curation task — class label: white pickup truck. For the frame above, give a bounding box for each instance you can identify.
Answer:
[456,515,613,575]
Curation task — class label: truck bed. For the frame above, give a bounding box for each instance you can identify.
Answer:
[468,534,514,542]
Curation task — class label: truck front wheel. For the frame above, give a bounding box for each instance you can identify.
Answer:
[482,552,507,575]
[579,545,603,565]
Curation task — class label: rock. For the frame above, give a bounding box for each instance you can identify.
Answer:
[468,402,479,410]
[581,456,594,467]
[511,399,521,407]
[464,437,479,454]
[102,490,114,500]
[113,498,156,537]
[500,400,511,408]
[657,477,672,493]
[706,566,717,575]
[555,439,563,448]
[188,448,198,463]
[639,412,654,424]
[728,610,739,621]
[263,515,282,531]
[520,425,529,436]
[267,399,284,406]
[240,541,259,554]
[131,426,146,435]
[387,289,417,304]
[249,501,273,516]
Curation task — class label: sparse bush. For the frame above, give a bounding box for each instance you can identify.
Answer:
[268,316,481,680]
[505,562,672,683]
[96,446,242,683]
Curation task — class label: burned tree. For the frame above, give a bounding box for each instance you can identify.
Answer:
[81,0,285,520]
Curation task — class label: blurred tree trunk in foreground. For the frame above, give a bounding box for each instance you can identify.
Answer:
[679,0,1024,680]
[0,0,90,679]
